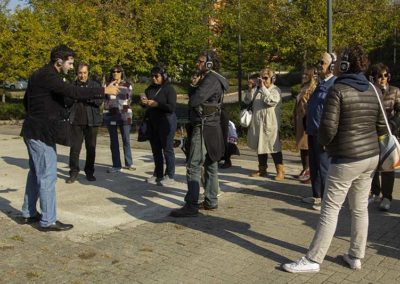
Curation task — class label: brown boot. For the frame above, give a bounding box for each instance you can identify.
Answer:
[250,165,267,177]
[274,164,285,181]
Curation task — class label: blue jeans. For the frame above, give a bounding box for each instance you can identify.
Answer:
[185,125,219,208]
[107,124,133,168]
[22,139,57,227]
[308,134,330,199]
[149,114,177,178]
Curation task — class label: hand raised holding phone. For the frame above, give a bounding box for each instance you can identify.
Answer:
[104,80,119,95]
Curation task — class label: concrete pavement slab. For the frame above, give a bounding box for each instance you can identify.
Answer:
[0,125,399,283]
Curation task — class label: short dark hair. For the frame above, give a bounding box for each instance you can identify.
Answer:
[370,63,390,79]
[50,44,75,63]
[150,65,166,76]
[339,44,369,73]
[77,62,90,72]
[199,49,220,72]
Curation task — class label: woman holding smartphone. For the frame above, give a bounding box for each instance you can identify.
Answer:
[103,65,134,173]
[142,66,177,186]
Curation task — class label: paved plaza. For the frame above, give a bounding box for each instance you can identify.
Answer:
[0,124,399,283]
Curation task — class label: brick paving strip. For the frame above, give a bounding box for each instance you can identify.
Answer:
[0,125,399,283]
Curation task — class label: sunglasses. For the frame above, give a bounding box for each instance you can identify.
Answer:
[151,74,161,78]
[262,76,270,80]
[378,73,389,79]
[197,59,205,64]
[112,70,121,73]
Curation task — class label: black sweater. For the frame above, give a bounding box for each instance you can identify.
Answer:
[144,82,177,126]
[21,64,104,145]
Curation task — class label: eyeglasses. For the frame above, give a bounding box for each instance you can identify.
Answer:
[378,73,389,79]
[318,60,325,66]
[152,74,161,78]
[262,76,270,80]
[112,70,121,73]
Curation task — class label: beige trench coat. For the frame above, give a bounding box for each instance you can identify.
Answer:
[245,85,282,154]
[293,84,315,150]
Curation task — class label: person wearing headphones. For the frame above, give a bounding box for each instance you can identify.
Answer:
[369,63,400,211]
[245,68,284,180]
[20,45,119,231]
[170,50,229,217]
[142,65,177,186]
[103,65,135,173]
[65,63,103,184]
[302,52,337,211]
[283,44,386,273]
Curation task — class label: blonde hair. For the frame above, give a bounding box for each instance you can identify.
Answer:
[260,68,275,78]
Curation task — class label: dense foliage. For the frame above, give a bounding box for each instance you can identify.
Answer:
[0,0,399,83]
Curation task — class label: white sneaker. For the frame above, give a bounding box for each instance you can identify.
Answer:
[343,254,361,270]
[379,198,391,211]
[159,176,175,187]
[312,204,321,211]
[302,197,321,205]
[368,194,380,205]
[107,167,122,173]
[146,176,158,184]
[282,256,320,273]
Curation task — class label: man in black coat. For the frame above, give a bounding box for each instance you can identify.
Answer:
[66,63,103,183]
[20,45,119,231]
[170,50,229,217]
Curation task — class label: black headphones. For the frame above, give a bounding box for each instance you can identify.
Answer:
[205,52,214,70]
[151,66,168,81]
[56,58,63,66]
[339,49,350,73]
[159,67,168,81]
[271,72,276,84]
[328,52,337,73]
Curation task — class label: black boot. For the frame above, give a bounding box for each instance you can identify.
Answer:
[170,204,199,217]
[66,173,78,184]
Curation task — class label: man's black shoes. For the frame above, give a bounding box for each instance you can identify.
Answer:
[170,205,199,217]
[39,221,73,232]
[86,175,96,182]
[66,175,78,184]
[219,161,232,169]
[199,202,218,211]
[21,213,42,224]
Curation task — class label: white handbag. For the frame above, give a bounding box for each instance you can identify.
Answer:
[370,83,400,172]
[240,109,253,127]
[240,90,258,127]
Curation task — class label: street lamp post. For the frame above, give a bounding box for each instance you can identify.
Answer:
[237,0,242,103]
[327,0,332,53]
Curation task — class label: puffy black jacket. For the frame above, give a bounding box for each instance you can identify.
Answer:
[319,81,387,159]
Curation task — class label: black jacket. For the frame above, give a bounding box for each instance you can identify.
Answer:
[144,82,177,129]
[21,64,104,145]
[188,71,229,161]
[66,79,103,126]
[319,74,387,159]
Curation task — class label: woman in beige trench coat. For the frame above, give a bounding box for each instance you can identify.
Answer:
[244,68,284,180]
[293,67,317,183]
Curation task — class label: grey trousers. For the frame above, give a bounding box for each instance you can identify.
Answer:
[307,155,379,263]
